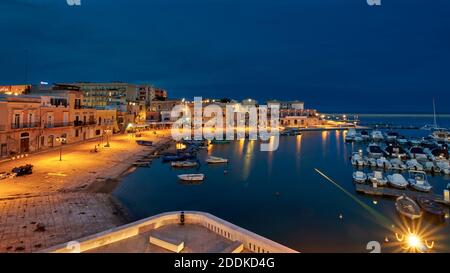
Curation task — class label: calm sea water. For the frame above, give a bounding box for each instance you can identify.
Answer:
[114,116,450,253]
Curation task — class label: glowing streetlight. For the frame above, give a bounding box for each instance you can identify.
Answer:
[55,137,65,161]
[104,128,112,147]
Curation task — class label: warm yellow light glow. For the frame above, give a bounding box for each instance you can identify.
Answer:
[407,234,422,249]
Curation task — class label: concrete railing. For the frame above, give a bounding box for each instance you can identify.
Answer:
[41,211,298,253]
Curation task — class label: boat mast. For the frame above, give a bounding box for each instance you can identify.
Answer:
[433,98,438,128]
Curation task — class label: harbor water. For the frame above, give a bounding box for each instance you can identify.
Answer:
[114,115,450,253]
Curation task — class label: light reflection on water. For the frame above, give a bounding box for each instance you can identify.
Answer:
[114,116,450,253]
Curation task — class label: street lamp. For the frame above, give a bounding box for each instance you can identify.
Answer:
[104,128,112,147]
[55,137,65,161]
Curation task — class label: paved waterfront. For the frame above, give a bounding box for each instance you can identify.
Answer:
[0,130,172,252]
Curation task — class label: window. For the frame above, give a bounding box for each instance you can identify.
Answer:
[75,129,79,137]
[14,114,20,128]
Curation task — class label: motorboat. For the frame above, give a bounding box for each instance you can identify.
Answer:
[364,157,378,168]
[368,171,388,186]
[376,157,392,169]
[351,152,365,167]
[408,137,422,146]
[421,137,437,149]
[353,134,364,142]
[360,131,370,141]
[406,159,424,171]
[408,171,432,192]
[384,144,408,159]
[435,160,450,175]
[386,131,399,142]
[353,171,367,184]
[171,161,198,168]
[395,195,423,220]
[387,173,409,189]
[409,146,428,161]
[431,130,449,143]
[396,136,409,146]
[416,197,446,220]
[427,147,449,161]
[345,128,357,142]
[206,156,228,164]
[371,130,384,142]
[178,174,205,182]
[390,158,408,171]
[366,144,385,158]
[423,161,441,174]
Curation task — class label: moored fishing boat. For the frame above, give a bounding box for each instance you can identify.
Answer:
[416,197,446,220]
[178,174,205,182]
[206,156,228,164]
[171,161,198,168]
[395,195,423,220]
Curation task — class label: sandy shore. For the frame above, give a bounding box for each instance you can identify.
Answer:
[0,130,173,252]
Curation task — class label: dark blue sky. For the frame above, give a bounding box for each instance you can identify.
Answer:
[1,0,450,113]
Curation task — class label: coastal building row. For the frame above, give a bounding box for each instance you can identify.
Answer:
[0,90,118,158]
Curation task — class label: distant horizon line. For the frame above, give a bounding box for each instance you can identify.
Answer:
[323,113,450,118]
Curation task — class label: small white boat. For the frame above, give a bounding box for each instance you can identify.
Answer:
[396,136,409,146]
[406,159,424,171]
[353,171,367,184]
[354,134,364,142]
[386,131,399,141]
[206,156,228,164]
[435,160,450,175]
[395,195,423,220]
[376,157,392,169]
[364,157,378,168]
[367,144,384,159]
[387,173,409,189]
[371,130,384,142]
[178,174,205,182]
[360,131,370,141]
[171,161,198,168]
[409,146,428,161]
[423,161,441,174]
[345,128,357,142]
[408,171,432,192]
[368,171,388,186]
[390,158,407,171]
[351,153,365,167]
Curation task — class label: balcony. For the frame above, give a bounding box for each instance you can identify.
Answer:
[11,122,41,130]
[74,121,97,127]
[44,122,73,128]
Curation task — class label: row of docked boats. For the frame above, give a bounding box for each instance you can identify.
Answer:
[172,156,228,182]
[351,142,450,175]
[353,170,432,192]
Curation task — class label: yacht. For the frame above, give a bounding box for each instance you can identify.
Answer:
[408,171,432,192]
[431,130,450,143]
[371,130,384,142]
[387,173,409,189]
[367,144,385,158]
[409,146,428,161]
[427,147,449,161]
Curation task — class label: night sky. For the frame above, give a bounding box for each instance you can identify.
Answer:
[1,0,450,113]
